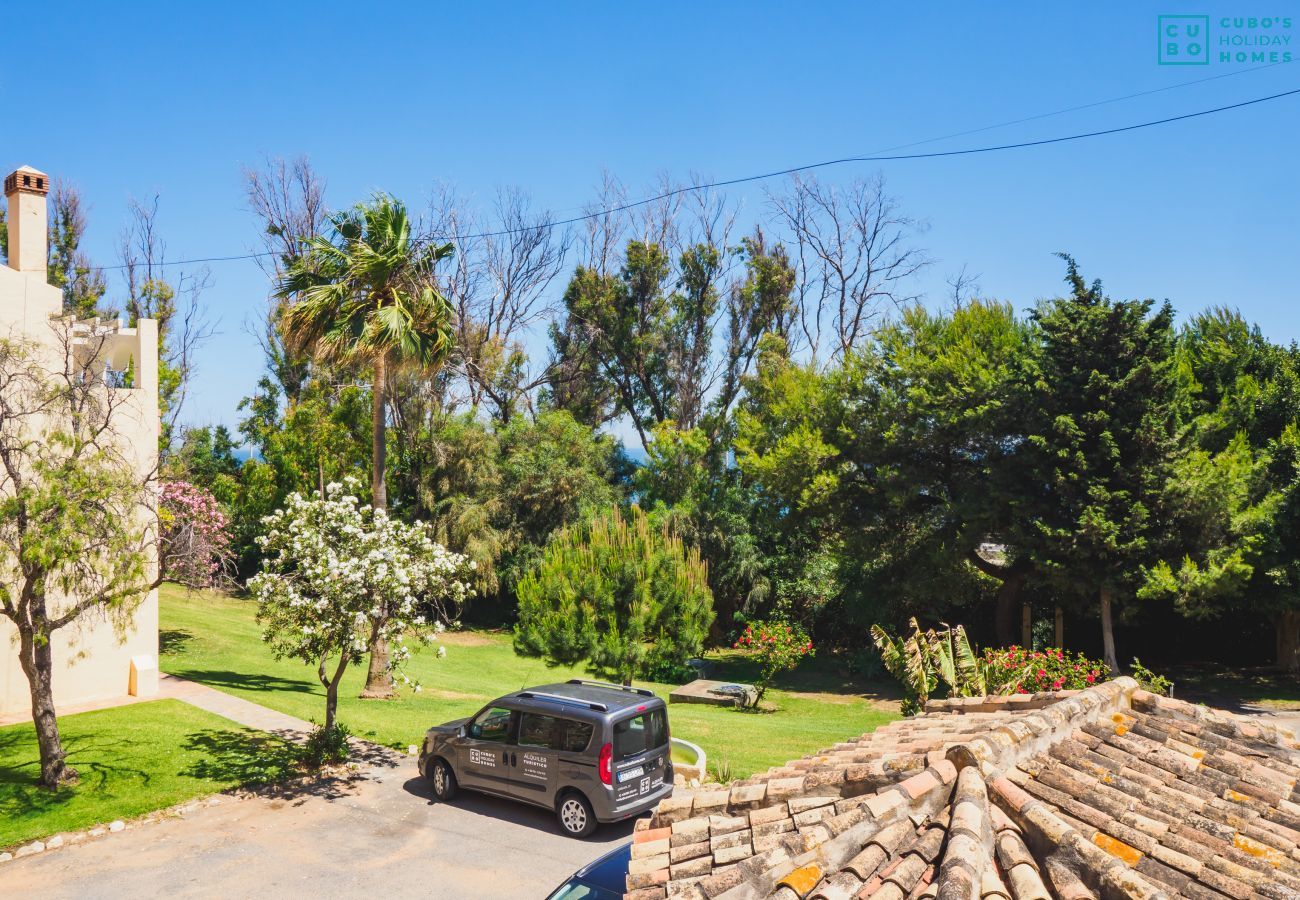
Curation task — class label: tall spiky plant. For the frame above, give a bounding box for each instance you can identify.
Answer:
[871,619,935,715]
[925,622,986,698]
[277,193,454,698]
[872,619,989,715]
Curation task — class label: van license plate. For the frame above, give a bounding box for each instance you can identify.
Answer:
[617,766,645,783]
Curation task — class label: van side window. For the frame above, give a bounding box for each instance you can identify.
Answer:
[517,713,556,748]
[517,713,593,753]
[469,706,514,742]
[553,718,593,753]
[613,709,668,758]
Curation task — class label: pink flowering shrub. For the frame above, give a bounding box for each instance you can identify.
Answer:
[160,479,234,588]
[982,646,1106,695]
[733,620,815,703]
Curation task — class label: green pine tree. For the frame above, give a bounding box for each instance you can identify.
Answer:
[1023,256,1178,672]
[513,505,714,684]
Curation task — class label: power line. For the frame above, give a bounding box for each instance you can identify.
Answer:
[101,83,1300,270]
[460,86,1300,240]
[545,58,1294,215]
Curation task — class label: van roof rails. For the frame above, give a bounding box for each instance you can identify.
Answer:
[518,690,608,712]
[566,678,655,698]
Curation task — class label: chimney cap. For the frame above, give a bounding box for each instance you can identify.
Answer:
[4,166,49,197]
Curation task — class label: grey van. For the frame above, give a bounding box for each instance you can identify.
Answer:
[418,679,674,837]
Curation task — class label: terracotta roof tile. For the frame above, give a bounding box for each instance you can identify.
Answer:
[627,678,1300,900]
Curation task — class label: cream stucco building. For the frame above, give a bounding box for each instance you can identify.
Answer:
[0,166,161,721]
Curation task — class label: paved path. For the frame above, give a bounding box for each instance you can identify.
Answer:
[1,677,633,898]
[159,673,317,737]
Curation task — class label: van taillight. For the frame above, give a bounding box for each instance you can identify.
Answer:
[598,742,613,786]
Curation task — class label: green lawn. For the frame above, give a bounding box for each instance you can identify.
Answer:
[0,699,297,849]
[159,584,899,778]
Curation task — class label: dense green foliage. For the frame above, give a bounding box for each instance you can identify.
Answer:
[150,170,1300,678]
[514,505,714,683]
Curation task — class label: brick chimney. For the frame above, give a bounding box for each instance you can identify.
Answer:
[5,165,49,274]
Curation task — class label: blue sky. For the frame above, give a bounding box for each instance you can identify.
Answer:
[8,2,1298,434]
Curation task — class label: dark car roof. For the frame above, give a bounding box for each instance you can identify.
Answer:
[504,680,663,717]
[546,842,630,899]
[576,842,630,889]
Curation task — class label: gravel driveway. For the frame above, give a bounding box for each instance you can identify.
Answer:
[0,752,633,899]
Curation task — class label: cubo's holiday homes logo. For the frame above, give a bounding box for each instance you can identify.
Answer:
[1159,14,1293,65]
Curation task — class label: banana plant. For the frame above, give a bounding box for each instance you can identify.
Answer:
[925,623,986,698]
[871,618,937,715]
[872,619,990,714]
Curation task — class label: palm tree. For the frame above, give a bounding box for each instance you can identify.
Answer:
[278,193,454,697]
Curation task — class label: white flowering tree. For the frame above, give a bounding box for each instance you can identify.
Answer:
[249,481,474,732]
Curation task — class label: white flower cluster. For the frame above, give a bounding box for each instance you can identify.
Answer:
[250,479,474,681]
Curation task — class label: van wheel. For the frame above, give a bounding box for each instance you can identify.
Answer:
[430,758,458,801]
[557,792,597,838]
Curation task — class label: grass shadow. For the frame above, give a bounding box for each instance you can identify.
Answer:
[0,730,150,820]
[166,669,317,696]
[179,729,402,804]
[159,628,194,655]
[179,728,302,787]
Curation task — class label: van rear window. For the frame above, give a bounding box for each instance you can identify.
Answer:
[613,708,668,758]
[554,718,594,753]
[517,713,594,753]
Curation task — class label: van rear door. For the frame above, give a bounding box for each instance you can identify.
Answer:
[610,706,669,806]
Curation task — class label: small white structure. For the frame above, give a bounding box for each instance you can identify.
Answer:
[0,166,161,720]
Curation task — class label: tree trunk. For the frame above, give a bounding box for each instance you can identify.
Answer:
[361,610,393,699]
[1276,610,1300,674]
[989,563,1028,647]
[324,679,338,732]
[361,354,394,699]
[1054,606,1064,648]
[370,353,388,512]
[1020,601,1032,649]
[319,653,349,733]
[1100,585,1119,674]
[994,578,1018,646]
[18,628,76,787]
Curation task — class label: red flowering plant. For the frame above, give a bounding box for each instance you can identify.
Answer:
[982,646,1108,695]
[733,620,815,704]
[160,480,235,588]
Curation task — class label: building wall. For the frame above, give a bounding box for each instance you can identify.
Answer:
[0,176,161,721]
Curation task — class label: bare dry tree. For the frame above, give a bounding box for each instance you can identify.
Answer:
[243,156,329,404]
[118,196,216,446]
[244,155,328,281]
[767,172,929,362]
[945,263,983,307]
[472,189,571,422]
[630,172,684,253]
[420,186,571,423]
[419,183,483,414]
[579,170,628,276]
